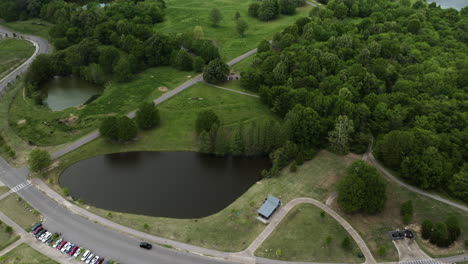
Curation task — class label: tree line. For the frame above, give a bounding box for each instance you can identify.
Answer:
[248,0,306,21]
[240,0,468,202]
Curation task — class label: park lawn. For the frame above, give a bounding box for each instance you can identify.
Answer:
[0,19,53,42]
[0,243,59,264]
[49,151,356,252]
[0,225,19,252]
[255,203,362,263]
[0,38,35,79]
[0,194,41,231]
[8,67,195,146]
[0,187,10,196]
[155,0,311,60]
[330,163,468,262]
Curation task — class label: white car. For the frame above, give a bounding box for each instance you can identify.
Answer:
[61,242,70,253]
[81,250,90,261]
[41,232,52,243]
[90,256,99,264]
[73,247,82,258]
[85,254,94,264]
[37,232,46,241]
[52,238,63,248]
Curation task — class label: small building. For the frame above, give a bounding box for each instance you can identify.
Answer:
[257,195,281,220]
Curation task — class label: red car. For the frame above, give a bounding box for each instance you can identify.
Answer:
[68,246,79,256]
[33,226,43,235]
[96,257,105,264]
[57,241,67,250]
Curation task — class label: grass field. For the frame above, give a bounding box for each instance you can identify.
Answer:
[255,203,362,262]
[0,225,19,252]
[8,67,195,146]
[156,0,310,60]
[0,187,9,196]
[0,243,58,264]
[0,38,35,79]
[0,19,53,41]
[0,194,41,231]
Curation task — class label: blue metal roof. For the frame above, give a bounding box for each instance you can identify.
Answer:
[257,195,280,218]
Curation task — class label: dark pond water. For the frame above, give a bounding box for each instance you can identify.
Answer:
[42,76,102,111]
[430,0,467,10]
[59,152,270,218]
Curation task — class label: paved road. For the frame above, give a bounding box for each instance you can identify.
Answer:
[241,197,376,264]
[0,26,50,96]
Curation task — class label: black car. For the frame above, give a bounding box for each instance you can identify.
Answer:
[139,242,152,250]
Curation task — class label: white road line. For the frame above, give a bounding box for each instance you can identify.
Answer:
[11,180,32,193]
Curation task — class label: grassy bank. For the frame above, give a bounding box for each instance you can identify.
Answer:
[0,19,53,41]
[0,38,35,79]
[156,0,310,60]
[0,243,58,264]
[8,67,195,146]
[0,194,41,231]
[255,203,362,263]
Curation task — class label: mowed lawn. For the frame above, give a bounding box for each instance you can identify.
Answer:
[0,38,35,79]
[255,203,362,263]
[156,0,311,60]
[0,243,58,264]
[0,226,19,252]
[0,194,41,231]
[9,67,195,146]
[0,19,53,41]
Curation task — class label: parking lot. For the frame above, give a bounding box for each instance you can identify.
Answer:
[31,222,119,264]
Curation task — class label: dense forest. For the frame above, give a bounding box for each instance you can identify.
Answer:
[239,0,467,202]
[19,0,220,101]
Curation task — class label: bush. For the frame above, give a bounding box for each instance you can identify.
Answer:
[378,245,386,256]
[445,216,461,243]
[431,222,449,247]
[195,110,220,134]
[136,102,160,130]
[173,50,193,71]
[63,187,70,196]
[421,219,433,239]
[400,200,413,224]
[100,116,138,142]
[342,237,351,250]
[4,225,12,233]
[29,149,51,172]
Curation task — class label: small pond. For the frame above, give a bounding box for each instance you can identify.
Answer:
[42,76,102,111]
[430,0,467,10]
[59,152,270,218]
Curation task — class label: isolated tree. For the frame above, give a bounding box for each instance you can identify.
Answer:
[136,102,160,129]
[203,58,230,84]
[258,0,280,21]
[236,19,249,37]
[341,237,351,250]
[279,0,296,15]
[234,11,241,20]
[328,115,354,154]
[192,26,205,40]
[29,149,51,172]
[257,39,271,53]
[100,116,119,141]
[337,160,387,214]
[117,116,138,141]
[196,110,220,134]
[209,8,223,26]
[192,56,205,72]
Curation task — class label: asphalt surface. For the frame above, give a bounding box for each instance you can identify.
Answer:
[0,26,49,95]
[0,157,234,264]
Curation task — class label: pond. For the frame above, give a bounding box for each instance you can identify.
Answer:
[42,76,102,111]
[430,0,467,10]
[59,152,270,218]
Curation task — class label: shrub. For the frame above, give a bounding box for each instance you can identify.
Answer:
[248,3,260,17]
[136,102,160,130]
[421,219,433,239]
[63,187,70,196]
[275,248,282,258]
[4,225,12,233]
[325,236,332,245]
[431,222,449,247]
[378,245,386,256]
[29,149,51,172]
[445,216,461,243]
[192,56,205,72]
[342,237,351,250]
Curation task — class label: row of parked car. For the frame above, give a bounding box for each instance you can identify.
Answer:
[31,222,112,264]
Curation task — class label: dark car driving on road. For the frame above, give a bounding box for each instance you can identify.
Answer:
[139,242,152,250]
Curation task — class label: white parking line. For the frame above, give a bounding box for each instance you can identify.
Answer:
[11,180,32,193]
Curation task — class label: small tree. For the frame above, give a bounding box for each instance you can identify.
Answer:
[192,26,205,40]
[173,50,193,71]
[198,130,214,154]
[325,236,333,245]
[279,0,297,15]
[236,19,249,38]
[248,3,260,17]
[445,216,461,243]
[431,222,449,247]
[421,219,433,240]
[400,200,413,224]
[257,39,271,53]
[275,248,282,258]
[136,102,160,130]
[117,116,138,141]
[203,58,230,84]
[328,115,354,155]
[378,245,386,256]
[100,116,119,141]
[209,8,223,26]
[29,149,51,172]
[193,56,205,72]
[196,110,220,134]
[341,237,351,250]
[63,187,70,196]
[234,11,241,20]
[113,57,132,82]
[4,225,12,233]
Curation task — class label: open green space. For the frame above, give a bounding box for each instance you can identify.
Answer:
[0,224,19,252]
[0,243,58,264]
[155,0,310,60]
[255,203,362,262]
[0,38,35,79]
[0,187,9,196]
[8,67,195,146]
[0,194,41,231]
[0,19,53,41]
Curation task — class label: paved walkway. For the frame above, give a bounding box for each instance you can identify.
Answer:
[204,82,259,97]
[392,239,431,262]
[0,212,80,263]
[240,198,376,264]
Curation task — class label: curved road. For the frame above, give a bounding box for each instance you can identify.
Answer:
[0,26,50,95]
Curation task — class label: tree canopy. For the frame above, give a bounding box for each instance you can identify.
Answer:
[29,149,51,172]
